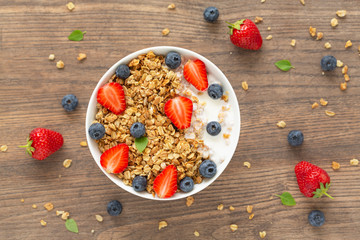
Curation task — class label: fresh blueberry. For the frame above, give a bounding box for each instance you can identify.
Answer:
[130,122,146,138]
[132,176,147,192]
[61,94,78,111]
[165,51,182,69]
[203,7,219,23]
[207,84,223,99]
[206,121,221,136]
[287,130,304,146]
[308,210,325,227]
[88,123,105,140]
[199,160,217,178]
[115,64,131,79]
[107,200,122,216]
[179,177,194,192]
[320,56,337,71]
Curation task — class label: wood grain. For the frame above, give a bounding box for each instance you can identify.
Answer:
[1,0,360,239]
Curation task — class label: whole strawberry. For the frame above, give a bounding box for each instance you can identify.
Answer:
[295,161,333,199]
[226,19,263,50]
[20,128,63,160]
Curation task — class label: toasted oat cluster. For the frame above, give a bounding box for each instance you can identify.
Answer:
[94,51,207,195]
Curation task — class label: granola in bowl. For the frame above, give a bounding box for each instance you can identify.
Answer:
[86,46,240,200]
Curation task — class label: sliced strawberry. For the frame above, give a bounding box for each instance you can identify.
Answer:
[100,143,129,174]
[153,165,178,198]
[97,82,126,115]
[183,59,208,91]
[164,96,193,129]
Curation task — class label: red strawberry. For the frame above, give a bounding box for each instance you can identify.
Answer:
[100,143,129,174]
[183,59,208,91]
[164,96,193,129]
[153,165,178,198]
[97,82,126,115]
[227,19,263,50]
[20,128,63,160]
[295,161,333,199]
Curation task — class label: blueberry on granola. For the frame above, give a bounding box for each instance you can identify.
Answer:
[199,160,217,178]
[115,64,131,79]
[88,123,105,140]
[308,210,325,227]
[107,200,122,216]
[179,177,194,192]
[287,130,304,146]
[130,122,146,138]
[203,7,219,23]
[61,94,78,111]
[206,121,221,136]
[132,176,147,192]
[320,56,337,71]
[207,83,223,99]
[165,51,181,69]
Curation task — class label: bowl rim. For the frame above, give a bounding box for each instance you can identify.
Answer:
[85,46,241,200]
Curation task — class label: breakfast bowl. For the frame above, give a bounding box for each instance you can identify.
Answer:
[86,46,241,200]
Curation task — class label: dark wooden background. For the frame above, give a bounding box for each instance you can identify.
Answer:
[1,0,360,239]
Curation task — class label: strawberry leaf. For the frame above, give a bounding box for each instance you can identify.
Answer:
[135,136,148,153]
[275,192,296,206]
[19,138,35,156]
[226,19,245,35]
[65,219,78,233]
[275,60,294,71]
[68,30,86,41]
[312,182,334,199]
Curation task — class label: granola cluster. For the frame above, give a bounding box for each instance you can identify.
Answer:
[94,51,207,195]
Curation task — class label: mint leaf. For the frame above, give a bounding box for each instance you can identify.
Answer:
[275,60,294,71]
[65,219,78,233]
[275,192,296,206]
[68,30,86,41]
[135,136,148,153]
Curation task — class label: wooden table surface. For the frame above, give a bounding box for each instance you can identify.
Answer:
[1,0,360,239]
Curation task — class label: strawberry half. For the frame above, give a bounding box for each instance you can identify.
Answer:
[97,82,126,115]
[227,19,263,50]
[295,161,333,199]
[100,143,129,174]
[183,59,208,91]
[153,165,178,198]
[164,96,193,129]
[20,128,64,160]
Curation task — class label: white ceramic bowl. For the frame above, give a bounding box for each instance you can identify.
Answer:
[86,46,241,200]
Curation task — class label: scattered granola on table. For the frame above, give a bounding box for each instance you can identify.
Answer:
[48,54,55,61]
[336,10,347,18]
[325,110,335,117]
[345,40,352,49]
[77,53,87,61]
[332,161,340,170]
[95,214,103,222]
[162,28,170,36]
[229,206,235,211]
[324,42,332,49]
[316,32,323,40]
[242,81,248,91]
[0,145,8,152]
[194,231,200,237]
[330,18,338,27]
[40,219,47,227]
[230,224,238,232]
[277,121,286,128]
[32,204,37,209]
[63,159,72,168]
[319,98,328,106]
[309,26,316,37]
[340,82,347,91]
[266,35,272,40]
[167,3,175,9]
[217,204,224,210]
[80,141,88,147]
[337,60,344,68]
[243,161,251,168]
[44,202,54,211]
[259,231,267,238]
[350,159,359,166]
[66,2,75,11]
[290,39,296,47]
[312,102,319,109]
[249,213,255,220]
[186,196,194,207]
[254,16,263,24]
[158,221,168,230]
[246,205,253,214]
[56,60,65,69]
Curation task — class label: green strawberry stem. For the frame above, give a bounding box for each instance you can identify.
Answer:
[19,138,35,156]
[226,19,245,35]
[312,182,334,199]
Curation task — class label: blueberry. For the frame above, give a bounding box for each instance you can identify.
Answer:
[115,64,131,79]
[308,210,325,227]
[179,177,194,192]
[199,160,217,178]
[107,200,122,216]
[132,176,147,192]
[206,121,221,136]
[165,51,181,69]
[130,122,146,138]
[203,7,219,23]
[88,123,105,140]
[287,130,304,146]
[61,94,78,111]
[207,84,223,99]
[321,56,337,71]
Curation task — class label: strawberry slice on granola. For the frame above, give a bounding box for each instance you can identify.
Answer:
[164,96,193,129]
[153,165,178,198]
[97,82,126,115]
[183,59,208,91]
[100,143,129,174]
